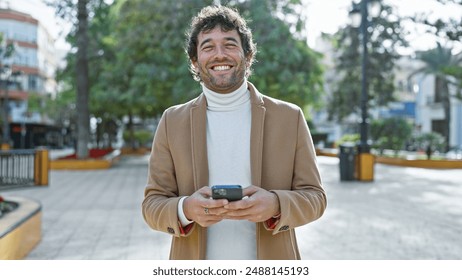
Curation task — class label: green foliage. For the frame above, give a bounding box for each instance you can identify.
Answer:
[443,64,462,99]
[25,92,44,113]
[1,34,17,143]
[231,0,324,109]
[328,0,408,121]
[370,117,413,155]
[122,129,153,147]
[97,0,203,119]
[336,133,360,146]
[413,132,446,152]
[0,33,16,60]
[417,0,462,42]
[50,0,325,148]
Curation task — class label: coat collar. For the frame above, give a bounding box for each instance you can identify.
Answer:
[191,81,264,108]
[190,81,266,189]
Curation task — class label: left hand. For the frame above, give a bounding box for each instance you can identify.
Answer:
[221,185,280,223]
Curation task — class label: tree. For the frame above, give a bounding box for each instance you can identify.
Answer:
[370,117,413,155]
[416,0,462,43]
[230,0,324,110]
[95,0,205,148]
[412,0,462,94]
[412,43,462,151]
[0,33,15,63]
[74,0,90,158]
[95,0,324,147]
[103,0,323,113]
[413,132,446,159]
[328,0,408,121]
[48,0,119,152]
[52,0,325,148]
[46,0,105,158]
[0,33,17,145]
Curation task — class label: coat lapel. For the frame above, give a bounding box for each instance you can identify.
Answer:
[248,82,266,187]
[190,94,209,190]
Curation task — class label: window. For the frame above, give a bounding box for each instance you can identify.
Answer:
[28,75,38,91]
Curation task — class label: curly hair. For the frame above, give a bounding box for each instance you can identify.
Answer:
[185,5,257,81]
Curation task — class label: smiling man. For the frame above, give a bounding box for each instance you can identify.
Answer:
[142,5,327,260]
[192,26,248,93]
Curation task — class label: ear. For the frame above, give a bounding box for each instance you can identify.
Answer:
[191,58,199,71]
[245,55,252,69]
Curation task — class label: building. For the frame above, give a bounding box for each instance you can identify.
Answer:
[0,5,59,148]
[312,34,462,151]
[412,63,462,150]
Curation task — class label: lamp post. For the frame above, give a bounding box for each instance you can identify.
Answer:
[350,0,381,181]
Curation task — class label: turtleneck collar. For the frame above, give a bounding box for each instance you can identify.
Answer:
[202,79,250,112]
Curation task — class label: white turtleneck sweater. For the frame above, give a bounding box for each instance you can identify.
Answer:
[178,79,256,260]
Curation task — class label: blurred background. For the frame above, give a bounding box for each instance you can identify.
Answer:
[1,0,462,262]
[1,0,461,160]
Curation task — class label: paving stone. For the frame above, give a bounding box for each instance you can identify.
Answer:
[3,154,461,260]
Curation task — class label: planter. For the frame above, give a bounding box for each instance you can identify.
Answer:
[0,196,42,259]
[375,156,462,169]
[0,198,19,218]
[50,149,121,170]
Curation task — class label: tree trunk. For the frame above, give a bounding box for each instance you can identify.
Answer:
[76,0,90,159]
[128,112,137,149]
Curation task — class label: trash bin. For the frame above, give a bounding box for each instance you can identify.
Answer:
[339,143,356,181]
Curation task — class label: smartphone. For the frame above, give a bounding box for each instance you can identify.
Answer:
[211,185,243,201]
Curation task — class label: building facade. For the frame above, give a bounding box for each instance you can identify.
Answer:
[0,6,59,148]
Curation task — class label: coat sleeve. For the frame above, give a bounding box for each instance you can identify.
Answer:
[267,108,327,234]
[142,109,196,237]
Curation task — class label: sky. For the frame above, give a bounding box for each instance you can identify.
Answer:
[3,0,462,52]
[304,0,462,52]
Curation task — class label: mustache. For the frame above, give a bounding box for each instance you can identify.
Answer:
[207,59,234,66]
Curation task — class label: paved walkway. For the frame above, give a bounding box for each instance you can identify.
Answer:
[2,155,461,259]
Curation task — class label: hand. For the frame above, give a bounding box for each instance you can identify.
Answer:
[221,185,280,223]
[183,186,229,227]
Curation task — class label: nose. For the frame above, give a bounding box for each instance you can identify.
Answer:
[214,45,227,59]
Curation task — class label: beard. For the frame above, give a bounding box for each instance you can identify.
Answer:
[197,59,248,93]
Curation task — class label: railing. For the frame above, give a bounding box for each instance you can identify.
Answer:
[0,149,49,189]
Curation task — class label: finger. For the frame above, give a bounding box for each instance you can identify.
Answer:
[204,214,223,221]
[202,198,228,209]
[225,211,266,222]
[223,212,255,221]
[222,206,252,217]
[242,185,260,197]
[198,186,212,198]
[224,198,252,210]
[206,206,230,216]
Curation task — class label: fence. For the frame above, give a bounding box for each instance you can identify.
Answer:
[0,149,48,189]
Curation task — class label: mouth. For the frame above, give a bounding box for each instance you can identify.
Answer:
[211,65,232,72]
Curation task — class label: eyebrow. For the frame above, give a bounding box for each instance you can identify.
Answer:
[199,37,240,49]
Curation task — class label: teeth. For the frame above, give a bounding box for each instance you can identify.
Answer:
[213,65,231,71]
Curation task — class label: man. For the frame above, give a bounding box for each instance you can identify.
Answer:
[142,5,326,260]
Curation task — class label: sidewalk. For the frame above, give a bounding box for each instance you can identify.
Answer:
[2,155,462,259]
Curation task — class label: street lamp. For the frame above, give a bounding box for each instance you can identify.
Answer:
[350,0,381,181]
[1,64,22,149]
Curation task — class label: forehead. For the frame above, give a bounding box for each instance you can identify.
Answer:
[197,26,242,45]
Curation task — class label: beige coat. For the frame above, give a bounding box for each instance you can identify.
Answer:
[142,82,327,260]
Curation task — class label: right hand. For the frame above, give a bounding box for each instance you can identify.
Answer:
[183,186,229,227]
